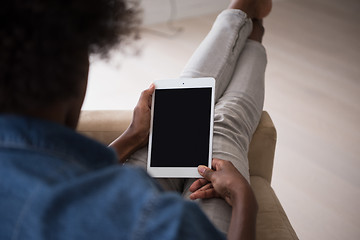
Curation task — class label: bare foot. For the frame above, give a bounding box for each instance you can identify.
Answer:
[228,0,272,19]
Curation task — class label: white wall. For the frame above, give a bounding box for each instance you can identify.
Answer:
[139,0,228,25]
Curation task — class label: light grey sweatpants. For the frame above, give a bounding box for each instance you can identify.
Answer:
[126,9,267,234]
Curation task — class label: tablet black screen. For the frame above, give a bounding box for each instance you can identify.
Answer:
[150,88,212,167]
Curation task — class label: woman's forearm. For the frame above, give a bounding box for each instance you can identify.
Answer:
[227,188,258,240]
[109,127,146,163]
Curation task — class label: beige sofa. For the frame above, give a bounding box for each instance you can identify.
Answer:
[77,110,298,240]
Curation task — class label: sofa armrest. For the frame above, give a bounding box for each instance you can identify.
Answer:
[77,110,132,145]
[251,176,298,240]
[248,111,276,184]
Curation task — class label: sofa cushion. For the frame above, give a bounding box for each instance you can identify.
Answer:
[248,111,276,184]
[251,176,298,240]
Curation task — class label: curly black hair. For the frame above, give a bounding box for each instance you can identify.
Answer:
[0,0,140,112]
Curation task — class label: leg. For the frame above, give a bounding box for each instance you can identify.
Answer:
[180,10,252,101]
[213,37,266,182]
[180,0,271,101]
[183,19,268,234]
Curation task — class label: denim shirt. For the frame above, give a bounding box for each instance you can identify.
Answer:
[0,115,225,240]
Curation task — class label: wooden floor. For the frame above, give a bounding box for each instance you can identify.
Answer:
[83,0,360,239]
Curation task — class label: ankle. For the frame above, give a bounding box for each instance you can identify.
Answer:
[248,19,264,43]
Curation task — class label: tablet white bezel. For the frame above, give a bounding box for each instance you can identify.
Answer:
[147,77,215,178]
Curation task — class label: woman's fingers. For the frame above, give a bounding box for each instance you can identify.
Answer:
[189,186,220,200]
[189,178,209,192]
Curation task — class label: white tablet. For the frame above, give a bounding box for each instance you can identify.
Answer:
[147,77,215,178]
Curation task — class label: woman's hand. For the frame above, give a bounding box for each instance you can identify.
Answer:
[128,83,155,147]
[189,159,255,207]
[110,84,155,163]
[190,158,258,240]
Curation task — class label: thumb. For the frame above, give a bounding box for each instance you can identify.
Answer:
[139,84,155,107]
[198,165,214,181]
[146,83,155,95]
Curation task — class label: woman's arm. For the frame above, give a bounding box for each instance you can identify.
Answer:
[109,84,155,163]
